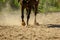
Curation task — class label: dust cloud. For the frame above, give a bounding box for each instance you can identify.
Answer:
[0,2,22,26]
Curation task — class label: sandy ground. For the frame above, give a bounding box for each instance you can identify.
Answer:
[0,25,60,40]
[0,3,60,40]
[0,12,60,40]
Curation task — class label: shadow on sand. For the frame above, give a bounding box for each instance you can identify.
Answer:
[48,24,60,28]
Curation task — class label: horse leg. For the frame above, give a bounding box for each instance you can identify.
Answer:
[27,7,31,26]
[34,5,39,25]
[26,8,28,15]
[21,6,26,26]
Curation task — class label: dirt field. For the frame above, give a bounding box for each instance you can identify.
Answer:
[0,25,60,40]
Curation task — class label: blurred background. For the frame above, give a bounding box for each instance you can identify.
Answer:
[0,0,60,13]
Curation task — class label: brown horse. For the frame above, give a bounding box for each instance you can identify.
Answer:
[18,0,39,26]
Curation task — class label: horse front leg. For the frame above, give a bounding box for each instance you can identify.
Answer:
[27,7,31,26]
[21,6,26,26]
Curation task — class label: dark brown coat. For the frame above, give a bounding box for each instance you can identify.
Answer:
[18,0,39,26]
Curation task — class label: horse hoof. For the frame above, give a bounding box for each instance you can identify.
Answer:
[34,22,40,26]
[22,22,26,26]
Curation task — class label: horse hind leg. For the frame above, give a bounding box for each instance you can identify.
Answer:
[21,6,26,26]
[34,5,40,26]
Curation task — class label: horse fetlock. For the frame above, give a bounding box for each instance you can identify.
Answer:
[34,21,40,26]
